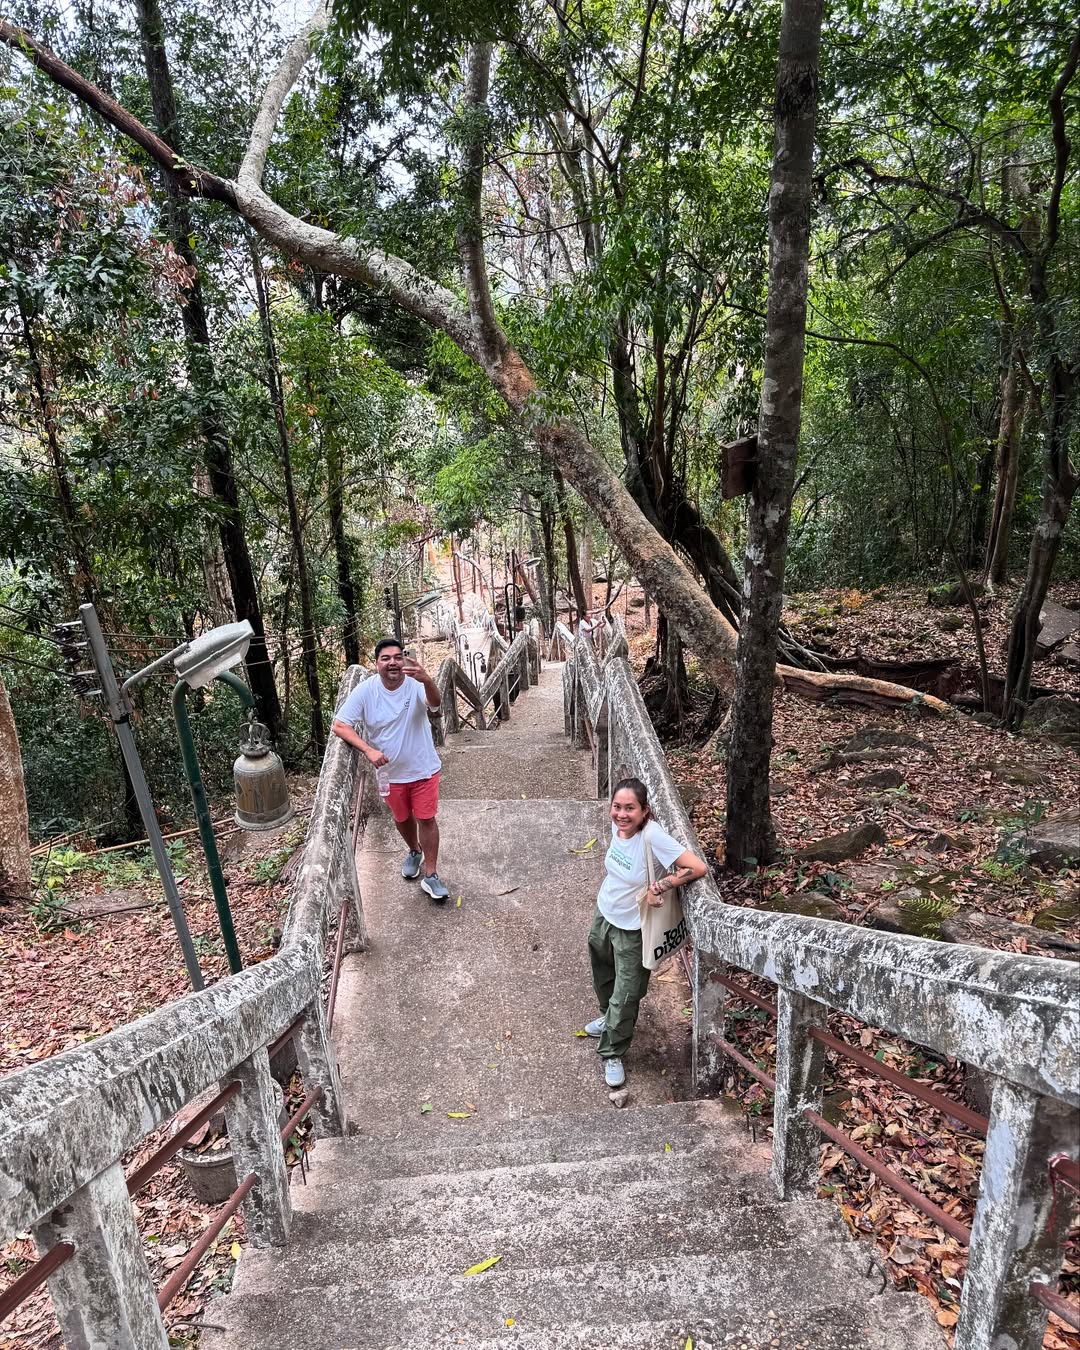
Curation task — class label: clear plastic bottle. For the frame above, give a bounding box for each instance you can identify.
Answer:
[376,765,391,798]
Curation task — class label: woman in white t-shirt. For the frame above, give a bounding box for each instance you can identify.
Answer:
[585,777,708,1089]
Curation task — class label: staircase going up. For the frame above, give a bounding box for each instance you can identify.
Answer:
[203,659,942,1350]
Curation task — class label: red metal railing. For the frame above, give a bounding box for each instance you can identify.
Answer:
[0,1243,74,1324]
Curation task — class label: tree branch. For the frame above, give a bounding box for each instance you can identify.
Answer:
[240,0,330,188]
[0,19,236,205]
[457,43,508,369]
[1045,32,1080,254]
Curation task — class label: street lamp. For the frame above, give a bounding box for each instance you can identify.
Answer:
[125,620,291,977]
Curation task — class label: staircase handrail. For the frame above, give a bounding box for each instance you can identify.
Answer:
[562,630,1079,1350]
[0,667,372,1329]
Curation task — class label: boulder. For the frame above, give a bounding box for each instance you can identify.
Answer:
[869,893,954,940]
[1035,599,1080,657]
[941,908,1080,958]
[1023,695,1080,752]
[1055,640,1080,670]
[973,759,1051,788]
[925,831,974,854]
[795,821,886,864]
[936,613,964,632]
[843,724,936,756]
[759,892,846,922]
[1018,808,1080,869]
[854,768,905,789]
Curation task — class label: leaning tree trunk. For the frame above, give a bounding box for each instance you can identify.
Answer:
[983,349,1027,589]
[725,0,823,868]
[0,675,31,902]
[251,244,326,756]
[134,0,283,736]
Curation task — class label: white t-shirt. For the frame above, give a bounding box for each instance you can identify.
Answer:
[335,676,441,784]
[596,820,686,931]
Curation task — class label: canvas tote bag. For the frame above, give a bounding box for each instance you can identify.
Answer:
[637,821,689,971]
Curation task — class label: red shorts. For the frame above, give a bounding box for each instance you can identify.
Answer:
[386,772,440,824]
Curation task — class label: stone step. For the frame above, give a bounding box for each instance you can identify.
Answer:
[332,1099,764,1176]
[290,1152,774,1227]
[231,1194,841,1291]
[204,1248,940,1350]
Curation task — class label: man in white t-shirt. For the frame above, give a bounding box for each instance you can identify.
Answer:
[332,638,449,902]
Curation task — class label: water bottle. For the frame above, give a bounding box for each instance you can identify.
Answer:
[376,765,391,798]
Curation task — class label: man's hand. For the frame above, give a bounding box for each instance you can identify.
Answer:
[401,656,426,680]
[365,747,389,768]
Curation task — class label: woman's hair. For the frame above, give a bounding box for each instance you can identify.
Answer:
[611,777,651,831]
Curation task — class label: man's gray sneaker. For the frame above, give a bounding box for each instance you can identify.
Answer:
[603,1057,626,1088]
[401,849,423,880]
[584,1015,607,1037]
[421,872,450,902]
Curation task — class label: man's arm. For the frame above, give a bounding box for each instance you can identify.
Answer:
[331,718,388,766]
[402,657,441,709]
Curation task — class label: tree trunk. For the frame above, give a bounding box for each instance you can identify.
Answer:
[554,469,589,619]
[983,351,1027,588]
[725,0,823,868]
[0,675,31,902]
[326,437,361,666]
[195,467,234,625]
[134,0,282,735]
[524,493,553,633]
[251,243,325,756]
[539,492,559,633]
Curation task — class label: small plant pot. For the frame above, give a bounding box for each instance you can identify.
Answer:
[174,1084,288,1206]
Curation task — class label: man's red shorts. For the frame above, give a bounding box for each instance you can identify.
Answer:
[386,771,440,824]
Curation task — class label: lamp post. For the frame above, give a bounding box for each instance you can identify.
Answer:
[125,621,291,977]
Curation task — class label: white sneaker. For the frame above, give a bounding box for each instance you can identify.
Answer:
[603,1058,625,1088]
[584,1015,606,1037]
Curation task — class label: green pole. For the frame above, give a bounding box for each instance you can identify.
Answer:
[171,672,253,975]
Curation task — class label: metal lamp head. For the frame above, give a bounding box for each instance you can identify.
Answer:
[174,621,254,690]
[233,720,294,832]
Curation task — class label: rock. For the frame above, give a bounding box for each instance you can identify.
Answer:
[1055,640,1080,670]
[973,759,1051,788]
[759,892,846,922]
[941,908,1080,958]
[1033,894,1080,937]
[937,613,965,632]
[843,724,936,756]
[1023,695,1080,752]
[870,894,954,940]
[795,822,886,864]
[854,769,905,789]
[925,831,974,854]
[1018,809,1080,869]
[838,861,901,893]
[1035,599,1080,657]
[928,580,983,608]
[609,1087,630,1109]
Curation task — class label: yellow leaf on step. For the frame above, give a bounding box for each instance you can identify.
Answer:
[505,1318,515,1327]
[455,896,462,907]
[685,1339,693,1350]
[567,838,597,854]
[574,1030,589,1038]
[463,1255,502,1276]
[230,1242,241,1260]
[447,1111,472,1119]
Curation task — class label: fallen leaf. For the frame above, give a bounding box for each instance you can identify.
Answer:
[685,1339,693,1350]
[505,1319,515,1327]
[574,1030,589,1038]
[936,1308,959,1328]
[230,1241,241,1260]
[495,886,519,895]
[663,1143,673,1153]
[420,1103,433,1114]
[464,1101,477,1111]
[447,1111,472,1119]
[455,895,462,907]
[463,1255,502,1276]
[567,837,597,854]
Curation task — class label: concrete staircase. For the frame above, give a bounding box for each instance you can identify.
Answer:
[203,661,943,1350]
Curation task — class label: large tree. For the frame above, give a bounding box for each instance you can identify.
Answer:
[0,11,950,693]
